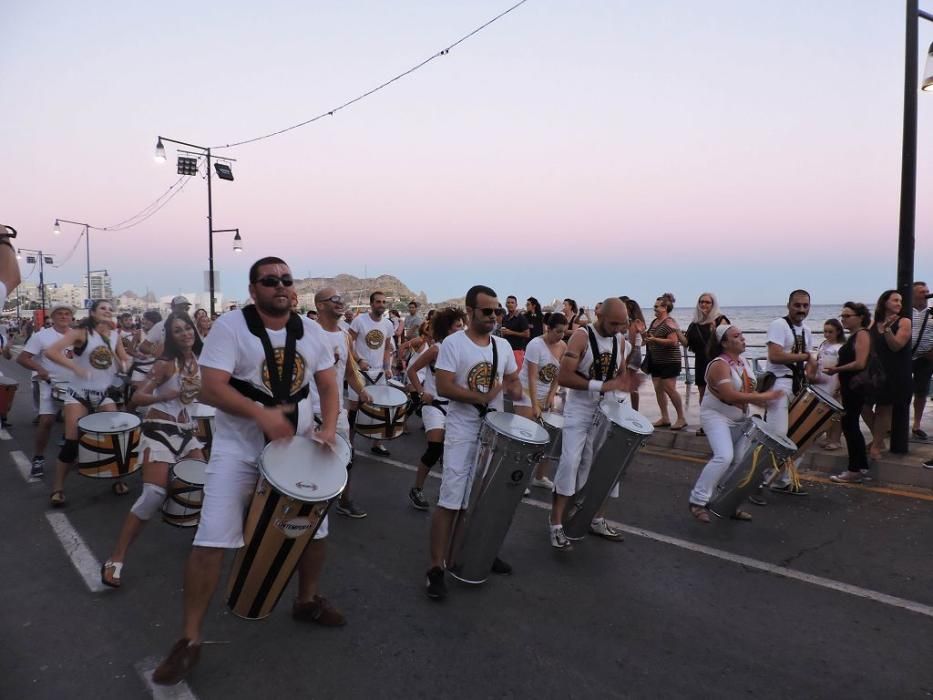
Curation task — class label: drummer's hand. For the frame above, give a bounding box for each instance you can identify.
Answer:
[257,405,296,442]
[358,359,370,371]
[311,426,337,450]
[359,389,372,404]
[602,374,628,394]
[823,366,838,376]
[480,382,503,405]
[421,392,434,404]
[755,390,783,404]
[532,403,542,419]
[37,370,50,382]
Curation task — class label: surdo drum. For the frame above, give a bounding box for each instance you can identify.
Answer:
[446,412,549,585]
[355,385,409,440]
[707,416,797,519]
[77,411,142,478]
[161,458,208,528]
[540,411,564,461]
[189,402,216,460]
[562,400,653,540]
[786,385,843,458]
[226,435,351,620]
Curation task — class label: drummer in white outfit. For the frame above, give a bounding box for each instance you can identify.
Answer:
[102,312,206,587]
[347,292,395,457]
[688,325,782,523]
[311,287,373,518]
[152,257,341,687]
[45,300,131,507]
[405,307,466,511]
[513,312,568,488]
[425,285,521,601]
[549,298,631,550]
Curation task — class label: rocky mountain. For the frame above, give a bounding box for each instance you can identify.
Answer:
[294,274,428,306]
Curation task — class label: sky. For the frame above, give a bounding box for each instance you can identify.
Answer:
[3,0,933,309]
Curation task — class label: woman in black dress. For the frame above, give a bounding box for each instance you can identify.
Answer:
[864,290,912,459]
[685,293,730,423]
[525,297,544,340]
[645,292,687,430]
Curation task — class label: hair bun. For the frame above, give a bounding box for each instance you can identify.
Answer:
[662,292,676,304]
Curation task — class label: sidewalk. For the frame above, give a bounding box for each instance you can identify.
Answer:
[628,379,933,491]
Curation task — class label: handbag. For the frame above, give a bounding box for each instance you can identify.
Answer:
[849,353,886,397]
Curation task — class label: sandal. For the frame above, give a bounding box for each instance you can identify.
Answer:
[671,421,687,431]
[689,504,711,523]
[653,420,671,428]
[50,490,66,508]
[112,481,130,496]
[730,510,753,522]
[101,560,123,588]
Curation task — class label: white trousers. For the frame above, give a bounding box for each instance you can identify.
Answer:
[763,377,794,487]
[690,408,743,506]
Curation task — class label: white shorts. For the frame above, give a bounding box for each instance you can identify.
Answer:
[347,370,387,403]
[35,380,58,416]
[64,387,115,409]
[421,402,448,432]
[437,437,480,510]
[193,450,328,549]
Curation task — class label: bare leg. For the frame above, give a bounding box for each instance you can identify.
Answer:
[182,547,225,643]
[295,538,327,603]
[913,394,927,431]
[870,405,892,458]
[109,461,169,563]
[430,507,457,568]
[550,492,569,526]
[664,378,686,426]
[51,402,87,495]
[652,377,670,424]
[34,414,55,458]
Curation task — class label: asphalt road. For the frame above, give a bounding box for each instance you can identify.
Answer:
[0,359,931,700]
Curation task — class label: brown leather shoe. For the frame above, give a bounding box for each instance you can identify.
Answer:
[292,595,346,627]
[152,638,200,686]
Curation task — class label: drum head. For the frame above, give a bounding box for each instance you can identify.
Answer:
[78,411,141,433]
[484,411,549,445]
[364,385,407,408]
[259,434,350,501]
[749,415,797,452]
[598,400,654,436]
[189,402,216,418]
[387,379,406,392]
[541,412,564,430]
[172,459,207,485]
[0,376,17,387]
[808,385,843,412]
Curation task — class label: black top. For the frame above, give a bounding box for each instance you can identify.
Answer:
[838,328,863,394]
[502,312,530,351]
[526,313,544,340]
[871,319,911,405]
[686,315,730,386]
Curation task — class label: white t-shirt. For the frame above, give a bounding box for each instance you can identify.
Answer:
[435,331,517,440]
[309,326,349,414]
[0,282,7,311]
[23,327,74,382]
[519,336,561,401]
[198,310,334,457]
[350,313,394,368]
[813,340,842,395]
[765,318,813,378]
[146,320,165,346]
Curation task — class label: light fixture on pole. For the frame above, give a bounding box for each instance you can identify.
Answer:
[53,219,60,236]
[53,218,93,301]
[154,138,166,163]
[18,247,54,319]
[233,230,243,253]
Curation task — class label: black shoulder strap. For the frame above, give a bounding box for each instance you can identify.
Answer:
[241,305,304,402]
[586,326,618,382]
[474,337,499,416]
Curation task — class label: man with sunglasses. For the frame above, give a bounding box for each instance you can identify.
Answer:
[312,287,373,518]
[425,285,522,600]
[153,257,341,686]
[347,291,395,466]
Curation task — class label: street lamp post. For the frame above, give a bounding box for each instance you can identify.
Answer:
[53,218,92,302]
[18,248,55,320]
[154,136,236,317]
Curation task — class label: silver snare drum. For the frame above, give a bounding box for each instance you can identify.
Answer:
[540,412,564,461]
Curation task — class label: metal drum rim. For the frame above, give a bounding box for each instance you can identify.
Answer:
[172,458,208,485]
[77,411,142,433]
[597,399,654,436]
[803,384,844,412]
[258,434,350,501]
[361,385,408,409]
[746,415,798,452]
[483,411,550,445]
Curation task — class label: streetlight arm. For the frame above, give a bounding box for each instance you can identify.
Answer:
[158,135,210,153]
[210,228,239,234]
[920,8,933,21]
[55,218,91,228]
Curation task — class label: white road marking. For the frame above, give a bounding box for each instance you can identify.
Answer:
[45,512,109,593]
[367,454,933,620]
[134,657,199,700]
[11,449,39,482]
[0,428,13,440]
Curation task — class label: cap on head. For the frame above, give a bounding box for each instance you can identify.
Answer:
[171,295,191,307]
[50,303,73,315]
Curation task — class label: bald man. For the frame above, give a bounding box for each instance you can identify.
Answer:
[549,298,631,550]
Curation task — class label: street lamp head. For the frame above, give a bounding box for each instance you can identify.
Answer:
[154,138,166,163]
[923,43,933,92]
[233,230,243,254]
[53,219,60,236]
[15,249,21,261]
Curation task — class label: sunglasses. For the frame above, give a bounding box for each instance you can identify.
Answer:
[255,275,294,288]
[318,295,343,304]
[839,313,855,319]
[477,308,498,317]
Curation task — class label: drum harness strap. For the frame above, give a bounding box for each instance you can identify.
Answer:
[67,387,109,412]
[142,420,197,457]
[473,337,498,417]
[574,326,618,393]
[782,317,808,395]
[229,306,308,434]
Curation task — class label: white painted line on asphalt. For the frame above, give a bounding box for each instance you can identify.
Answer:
[11,449,39,482]
[45,512,109,593]
[367,454,933,621]
[0,428,13,440]
[134,657,199,700]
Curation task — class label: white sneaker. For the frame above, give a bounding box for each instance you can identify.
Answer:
[549,525,573,550]
[531,476,554,489]
[589,517,624,541]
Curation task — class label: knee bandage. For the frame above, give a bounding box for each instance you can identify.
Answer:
[421,441,444,468]
[58,439,78,463]
[347,409,357,429]
[130,483,166,521]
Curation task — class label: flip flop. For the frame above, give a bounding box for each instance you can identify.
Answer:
[50,490,66,508]
[653,420,671,428]
[730,510,753,522]
[101,560,123,588]
[671,422,687,431]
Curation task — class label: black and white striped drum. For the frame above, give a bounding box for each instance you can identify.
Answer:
[787,385,843,458]
[562,400,653,540]
[355,385,409,440]
[77,411,142,479]
[225,435,350,620]
[161,458,207,528]
[540,411,564,461]
[707,416,797,519]
[447,413,549,585]
[189,403,215,460]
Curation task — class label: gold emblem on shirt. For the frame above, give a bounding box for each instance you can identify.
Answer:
[467,362,494,393]
[538,364,557,384]
[365,329,385,350]
[588,352,613,380]
[89,345,113,370]
[261,349,306,395]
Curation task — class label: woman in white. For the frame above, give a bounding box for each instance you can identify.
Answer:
[806,318,845,450]
[688,325,782,523]
[46,300,131,507]
[102,313,206,587]
[405,308,466,511]
[513,312,568,487]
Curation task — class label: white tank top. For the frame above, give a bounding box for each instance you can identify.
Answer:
[423,343,440,399]
[700,355,753,422]
[147,360,201,419]
[71,330,118,392]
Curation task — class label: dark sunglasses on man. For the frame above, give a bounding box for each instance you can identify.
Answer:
[255,275,294,288]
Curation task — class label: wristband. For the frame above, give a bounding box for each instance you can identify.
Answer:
[588,380,604,394]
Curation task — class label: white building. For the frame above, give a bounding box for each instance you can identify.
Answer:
[82,270,112,302]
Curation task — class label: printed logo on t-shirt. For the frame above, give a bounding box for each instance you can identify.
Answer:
[261,349,306,395]
[588,352,614,380]
[467,362,494,393]
[365,329,385,350]
[89,345,114,370]
[538,364,557,384]
[179,376,200,405]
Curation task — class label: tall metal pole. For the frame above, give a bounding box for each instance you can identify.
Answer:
[85,225,92,301]
[207,149,216,317]
[38,254,47,320]
[892,0,920,454]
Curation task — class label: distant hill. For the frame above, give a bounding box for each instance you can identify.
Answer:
[294,274,428,307]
